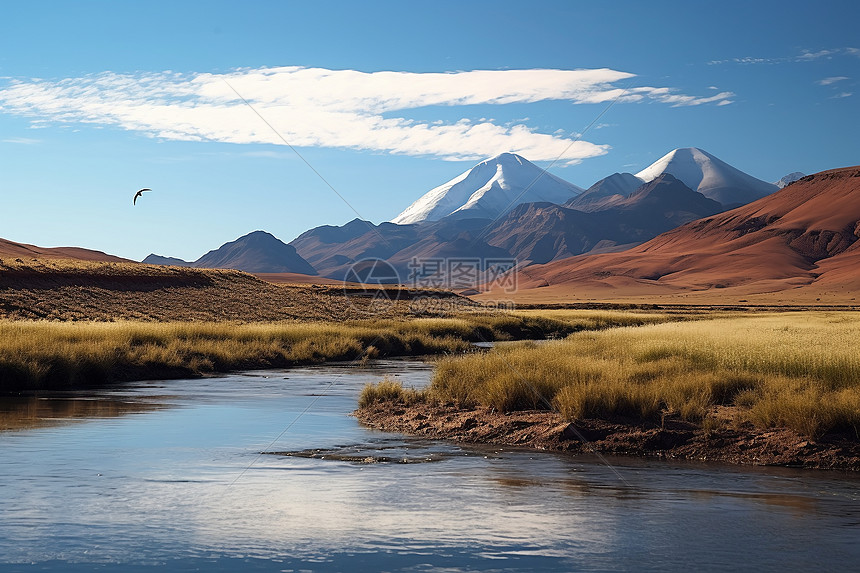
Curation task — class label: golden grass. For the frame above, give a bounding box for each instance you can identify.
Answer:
[427,312,860,438]
[510,308,680,329]
[0,319,458,390]
[0,310,664,391]
[0,258,171,274]
[358,376,425,409]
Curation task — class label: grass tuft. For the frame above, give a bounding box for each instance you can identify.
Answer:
[358,377,425,408]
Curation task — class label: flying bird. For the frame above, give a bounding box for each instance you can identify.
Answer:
[133,188,151,205]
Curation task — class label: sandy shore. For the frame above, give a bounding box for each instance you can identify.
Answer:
[355,402,860,471]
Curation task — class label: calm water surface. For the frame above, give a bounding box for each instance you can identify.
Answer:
[1,359,858,572]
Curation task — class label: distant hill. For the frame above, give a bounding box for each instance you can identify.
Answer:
[290,219,422,279]
[0,237,128,263]
[142,254,192,267]
[193,231,317,275]
[291,217,505,282]
[145,231,317,275]
[565,172,643,212]
[0,258,412,322]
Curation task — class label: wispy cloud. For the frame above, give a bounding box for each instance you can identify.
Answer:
[797,49,840,61]
[708,56,787,66]
[0,66,733,163]
[2,136,41,144]
[709,47,860,66]
[818,76,850,85]
[831,92,853,99]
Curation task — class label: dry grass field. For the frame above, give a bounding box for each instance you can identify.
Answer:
[0,309,672,391]
[363,312,860,439]
[0,258,425,321]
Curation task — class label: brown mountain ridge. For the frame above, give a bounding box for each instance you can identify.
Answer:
[0,238,129,263]
[479,166,860,304]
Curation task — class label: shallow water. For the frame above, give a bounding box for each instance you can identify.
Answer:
[1,359,858,572]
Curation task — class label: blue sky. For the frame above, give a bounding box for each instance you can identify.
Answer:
[1,0,858,261]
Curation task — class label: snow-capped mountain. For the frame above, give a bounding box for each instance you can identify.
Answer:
[391,152,583,224]
[635,147,777,206]
[775,172,805,188]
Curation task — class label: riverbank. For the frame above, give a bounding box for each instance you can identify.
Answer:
[355,401,860,471]
[0,309,675,392]
[356,312,860,471]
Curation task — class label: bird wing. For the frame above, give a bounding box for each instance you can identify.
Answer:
[133,188,151,205]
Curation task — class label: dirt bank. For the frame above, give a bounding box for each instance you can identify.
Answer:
[355,402,860,471]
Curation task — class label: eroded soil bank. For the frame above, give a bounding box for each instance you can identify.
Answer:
[355,402,860,471]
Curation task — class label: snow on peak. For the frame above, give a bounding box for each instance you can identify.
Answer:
[775,172,806,188]
[635,147,777,206]
[391,153,583,224]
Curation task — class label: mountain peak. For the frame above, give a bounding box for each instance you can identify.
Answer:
[565,172,644,211]
[486,152,526,165]
[775,171,806,188]
[635,147,777,206]
[241,230,277,241]
[391,152,583,224]
[621,173,719,207]
[142,254,192,267]
[194,230,317,275]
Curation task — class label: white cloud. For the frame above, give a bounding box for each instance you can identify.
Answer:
[0,66,733,163]
[797,49,839,61]
[1,137,41,144]
[709,47,860,66]
[817,76,850,85]
[832,92,853,99]
[709,56,785,65]
[657,91,735,107]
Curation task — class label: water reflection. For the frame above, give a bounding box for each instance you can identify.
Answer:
[0,394,168,432]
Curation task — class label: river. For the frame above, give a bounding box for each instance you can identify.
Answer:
[1,359,858,572]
